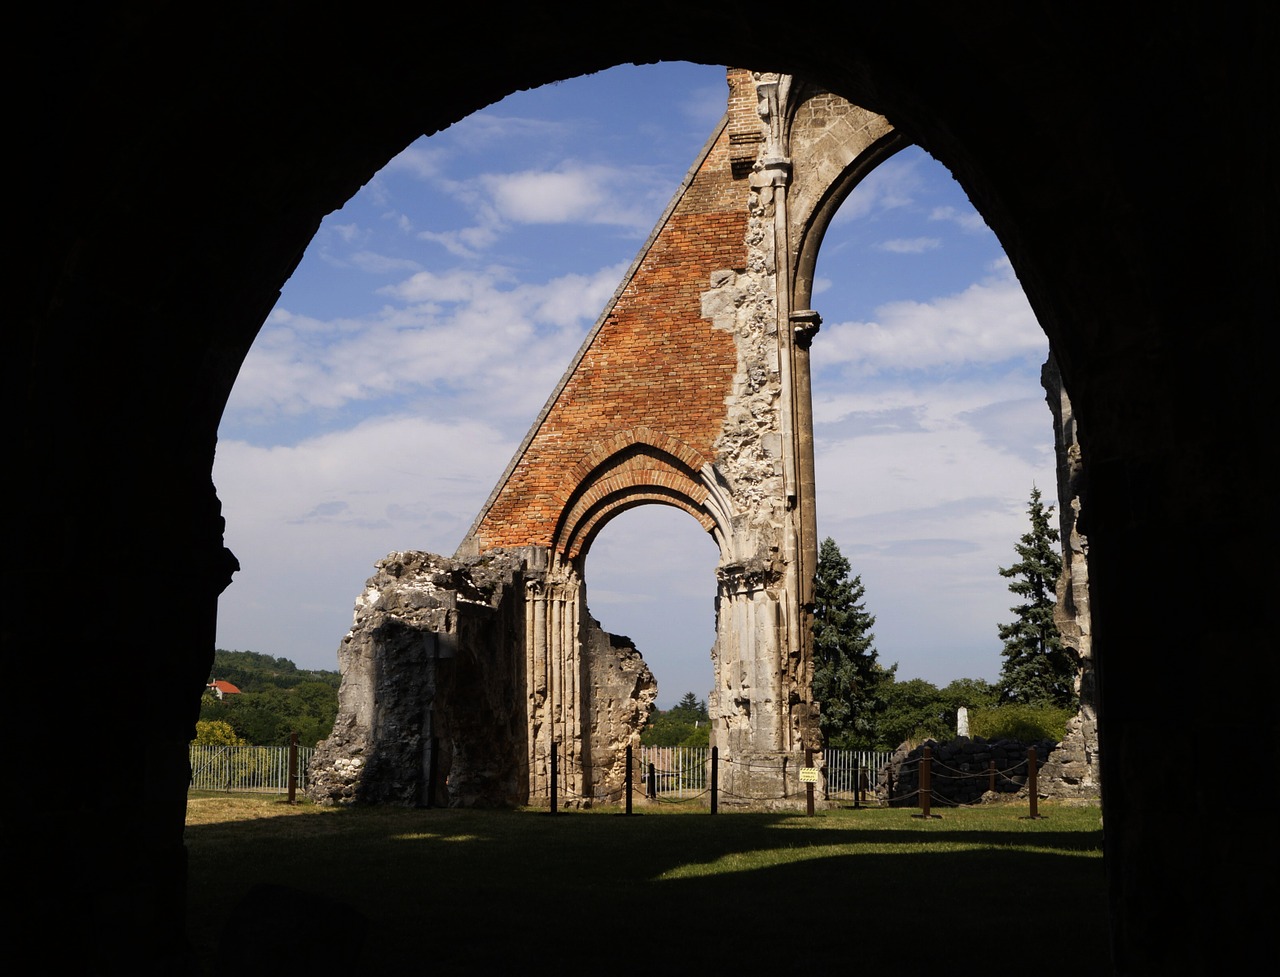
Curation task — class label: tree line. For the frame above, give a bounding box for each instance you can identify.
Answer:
[810,485,1078,751]
[196,649,340,747]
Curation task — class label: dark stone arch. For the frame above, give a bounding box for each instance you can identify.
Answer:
[11,7,1275,974]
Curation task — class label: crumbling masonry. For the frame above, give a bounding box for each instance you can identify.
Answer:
[311,68,1089,809]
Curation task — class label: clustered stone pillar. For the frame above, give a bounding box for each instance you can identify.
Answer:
[525,560,589,803]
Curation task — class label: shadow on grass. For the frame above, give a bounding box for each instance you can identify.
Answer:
[186,804,1107,975]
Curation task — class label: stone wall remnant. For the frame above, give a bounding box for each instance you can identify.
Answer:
[309,549,657,808]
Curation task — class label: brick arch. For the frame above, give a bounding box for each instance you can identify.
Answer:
[551,434,719,560]
[565,490,717,562]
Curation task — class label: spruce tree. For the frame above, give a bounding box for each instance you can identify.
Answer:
[812,537,889,748]
[996,486,1077,707]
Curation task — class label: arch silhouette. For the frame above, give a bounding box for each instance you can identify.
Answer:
[12,9,1274,974]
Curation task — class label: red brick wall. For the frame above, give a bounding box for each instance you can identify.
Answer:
[469,69,758,556]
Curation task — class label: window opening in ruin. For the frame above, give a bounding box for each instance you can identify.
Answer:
[808,146,1056,694]
[582,504,720,712]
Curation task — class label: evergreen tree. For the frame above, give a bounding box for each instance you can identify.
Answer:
[812,537,890,748]
[641,691,710,747]
[996,487,1077,707]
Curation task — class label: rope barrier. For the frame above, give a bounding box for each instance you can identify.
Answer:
[533,741,1046,817]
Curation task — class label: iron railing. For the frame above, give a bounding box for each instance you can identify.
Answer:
[189,744,315,794]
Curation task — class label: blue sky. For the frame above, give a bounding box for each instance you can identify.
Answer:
[213,62,1054,708]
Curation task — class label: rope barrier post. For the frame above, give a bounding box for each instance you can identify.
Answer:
[647,762,656,800]
[426,735,439,808]
[805,748,815,816]
[550,741,558,815]
[989,759,996,795]
[913,745,940,819]
[1022,746,1045,820]
[710,747,718,815]
[625,744,633,816]
[853,753,861,810]
[287,731,298,805]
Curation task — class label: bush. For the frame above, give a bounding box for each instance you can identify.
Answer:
[193,720,246,746]
[969,703,1073,743]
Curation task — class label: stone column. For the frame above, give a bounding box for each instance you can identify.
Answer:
[525,561,587,804]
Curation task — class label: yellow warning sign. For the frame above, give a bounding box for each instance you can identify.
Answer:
[799,767,819,783]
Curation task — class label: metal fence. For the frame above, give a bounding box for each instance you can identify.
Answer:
[189,744,315,794]
[638,745,711,798]
[823,749,893,799]
[636,746,893,800]
[188,744,890,798]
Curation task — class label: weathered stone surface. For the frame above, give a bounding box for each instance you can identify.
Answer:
[1042,354,1101,800]
[583,617,657,802]
[309,549,656,808]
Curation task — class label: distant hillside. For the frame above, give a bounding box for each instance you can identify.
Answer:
[209,649,340,691]
[201,650,340,745]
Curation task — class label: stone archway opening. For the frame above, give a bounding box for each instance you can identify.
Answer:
[17,12,1271,972]
[807,145,1062,697]
[798,141,1096,790]
[581,503,721,712]
[284,65,1086,812]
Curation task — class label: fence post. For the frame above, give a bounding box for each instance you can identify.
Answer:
[647,762,656,800]
[853,754,861,810]
[1024,746,1043,820]
[550,741,558,815]
[426,736,439,808]
[710,747,718,815]
[625,744,633,816]
[989,759,996,795]
[914,745,940,819]
[288,732,299,804]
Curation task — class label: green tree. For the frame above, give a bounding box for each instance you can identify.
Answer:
[969,702,1073,742]
[192,719,245,746]
[876,677,952,748]
[641,692,709,747]
[996,487,1077,707]
[200,655,340,746]
[811,537,891,749]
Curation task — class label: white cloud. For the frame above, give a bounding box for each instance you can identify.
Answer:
[222,262,628,430]
[384,145,447,181]
[478,163,665,230]
[816,259,1044,375]
[831,153,927,224]
[930,205,988,232]
[878,237,941,254]
[214,415,517,667]
[439,112,572,152]
[349,251,422,275]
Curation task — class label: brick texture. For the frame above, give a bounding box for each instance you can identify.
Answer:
[467,69,759,558]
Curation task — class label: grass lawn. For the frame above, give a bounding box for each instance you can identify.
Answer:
[185,793,1108,974]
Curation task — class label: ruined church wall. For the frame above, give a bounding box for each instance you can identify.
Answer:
[463,69,759,553]
[309,549,657,808]
[308,551,532,807]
